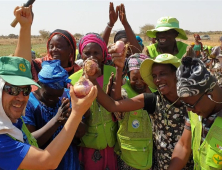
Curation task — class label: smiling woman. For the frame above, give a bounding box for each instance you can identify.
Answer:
[88,53,194,169]
[31,29,81,89]
[69,32,118,170]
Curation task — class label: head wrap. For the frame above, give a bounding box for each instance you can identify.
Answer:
[177,56,217,97]
[136,36,143,46]
[114,30,127,43]
[127,53,148,72]
[194,34,201,40]
[46,29,77,72]
[0,78,24,142]
[38,60,71,89]
[78,33,110,63]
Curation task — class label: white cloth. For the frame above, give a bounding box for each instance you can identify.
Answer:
[75,59,84,68]
[0,77,24,142]
[211,46,222,58]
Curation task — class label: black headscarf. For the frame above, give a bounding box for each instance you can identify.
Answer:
[177,56,217,97]
[114,30,127,43]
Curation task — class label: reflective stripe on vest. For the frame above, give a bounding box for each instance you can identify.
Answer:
[189,111,222,170]
[69,65,118,150]
[147,41,188,59]
[116,80,153,169]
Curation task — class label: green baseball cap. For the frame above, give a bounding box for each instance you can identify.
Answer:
[140,54,181,89]
[0,56,40,88]
[146,16,188,40]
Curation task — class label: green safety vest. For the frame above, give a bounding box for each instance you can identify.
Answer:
[147,41,188,59]
[75,49,79,60]
[8,117,38,147]
[69,65,118,150]
[189,111,222,170]
[208,46,213,55]
[115,80,153,169]
[7,117,38,170]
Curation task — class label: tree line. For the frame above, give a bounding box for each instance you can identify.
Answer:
[1,24,222,40]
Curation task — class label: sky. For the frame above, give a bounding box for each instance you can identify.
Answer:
[0,0,222,36]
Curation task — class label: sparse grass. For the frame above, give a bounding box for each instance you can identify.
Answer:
[0,44,16,56]
[182,34,221,47]
[0,38,47,57]
[0,34,221,57]
[32,43,47,58]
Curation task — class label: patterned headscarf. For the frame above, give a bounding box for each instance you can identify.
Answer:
[78,33,110,63]
[46,29,77,72]
[177,56,217,97]
[114,30,127,43]
[127,53,148,72]
[38,60,71,89]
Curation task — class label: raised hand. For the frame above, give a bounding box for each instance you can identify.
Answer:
[108,45,126,68]
[55,98,71,125]
[109,2,118,27]
[118,4,128,26]
[14,5,33,27]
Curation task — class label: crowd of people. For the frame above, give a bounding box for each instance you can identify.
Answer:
[1,3,222,170]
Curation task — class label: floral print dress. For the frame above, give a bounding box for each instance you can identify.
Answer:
[149,95,194,170]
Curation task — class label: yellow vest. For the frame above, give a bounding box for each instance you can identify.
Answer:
[147,41,188,59]
[69,65,118,150]
[189,111,222,169]
[116,80,153,169]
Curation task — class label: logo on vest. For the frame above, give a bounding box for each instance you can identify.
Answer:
[213,154,222,165]
[133,112,137,115]
[216,144,222,151]
[19,63,26,72]
[132,120,140,129]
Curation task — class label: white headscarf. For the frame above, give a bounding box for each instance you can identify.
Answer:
[0,77,24,142]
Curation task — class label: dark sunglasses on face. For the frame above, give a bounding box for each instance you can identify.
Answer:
[180,91,206,109]
[3,84,31,96]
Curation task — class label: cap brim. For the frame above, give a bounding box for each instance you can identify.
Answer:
[146,27,188,40]
[0,75,41,88]
[140,59,156,89]
[140,58,181,90]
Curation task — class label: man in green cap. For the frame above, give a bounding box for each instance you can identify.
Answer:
[0,5,97,170]
[143,16,188,59]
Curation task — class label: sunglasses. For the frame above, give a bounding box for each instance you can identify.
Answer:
[3,84,31,96]
[180,92,206,109]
